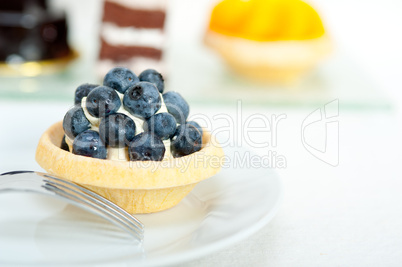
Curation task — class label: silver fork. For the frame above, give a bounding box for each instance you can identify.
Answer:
[0,171,144,243]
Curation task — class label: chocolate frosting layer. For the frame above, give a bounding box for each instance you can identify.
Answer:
[103,1,166,29]
[99,39,162,60]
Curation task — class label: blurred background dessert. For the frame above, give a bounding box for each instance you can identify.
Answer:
[0,0,74,76]
[204,0,332,84]
[0,0,393,108]
[97,0,168,78]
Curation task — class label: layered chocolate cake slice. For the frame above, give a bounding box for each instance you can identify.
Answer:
[98,0,167,77]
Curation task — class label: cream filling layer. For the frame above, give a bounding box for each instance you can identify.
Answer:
[101,22,165,49]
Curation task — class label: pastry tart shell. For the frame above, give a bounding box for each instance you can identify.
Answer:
[204,30,332,84]
[36,121,224,213]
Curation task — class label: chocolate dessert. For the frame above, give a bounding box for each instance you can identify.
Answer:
[0,0,72,62]
[98,0,167,77]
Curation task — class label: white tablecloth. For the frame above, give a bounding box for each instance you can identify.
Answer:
[0,102,401,266]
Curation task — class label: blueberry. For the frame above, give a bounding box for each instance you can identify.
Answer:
[187,121,203,136]
[128,132,165,161]
[63,105,91,139]
[99,113,136,148]
[61,135,70,152]
[123,82,161,119]
[86,86,121,118]
[103,67,139,94]
[144,112,177,140]
[72,130,107,159]
[170,124,202,158]
[74,83,98,105]
[163,92,189,124]
[139,69,164,93]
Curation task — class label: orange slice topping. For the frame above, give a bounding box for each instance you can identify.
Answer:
[208,0,325,41]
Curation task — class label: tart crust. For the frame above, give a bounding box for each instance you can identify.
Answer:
[204,30,332,83]
[36,121,224,213]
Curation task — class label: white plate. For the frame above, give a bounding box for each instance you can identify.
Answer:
[0,147,282,266]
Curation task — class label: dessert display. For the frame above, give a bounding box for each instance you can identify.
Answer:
[36,67,224,214]
[0,0,75,76]
[98,0,168,77]
[204,0,332,83]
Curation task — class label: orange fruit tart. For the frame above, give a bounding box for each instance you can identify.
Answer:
[204,0,332,83]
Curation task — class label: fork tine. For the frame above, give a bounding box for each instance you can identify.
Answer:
[42,175,144,231]
[44,180,144,236]
[43,182,144,241]
[43,180,144,241]
[43,174,144,231]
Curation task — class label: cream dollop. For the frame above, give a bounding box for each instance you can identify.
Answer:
[66,90,172,161]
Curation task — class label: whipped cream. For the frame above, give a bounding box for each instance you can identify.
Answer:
[66,89,172,161]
